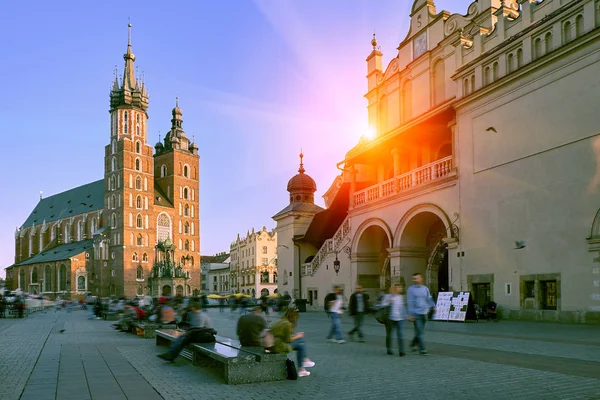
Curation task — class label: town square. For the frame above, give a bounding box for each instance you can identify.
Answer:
[1,0,600,399]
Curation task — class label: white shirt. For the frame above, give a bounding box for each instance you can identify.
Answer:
[330,294,343,314]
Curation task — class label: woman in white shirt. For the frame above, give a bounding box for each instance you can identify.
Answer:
[381,284,408,356]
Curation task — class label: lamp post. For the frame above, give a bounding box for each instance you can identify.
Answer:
[329,245,351,276]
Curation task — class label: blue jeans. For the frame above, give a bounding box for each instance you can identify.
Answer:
[290,338,306,367]
[410,314,427,352]
[385,319,404,353]
[327,312,343,341]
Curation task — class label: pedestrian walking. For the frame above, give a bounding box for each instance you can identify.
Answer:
[407,273,436,355]
[381,284,408,356]
[348,285,369,342]
[326,286,345,344]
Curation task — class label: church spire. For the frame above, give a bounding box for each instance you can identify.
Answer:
[298,150,305,174]
[123,23,136,91]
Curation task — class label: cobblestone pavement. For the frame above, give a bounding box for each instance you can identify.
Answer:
[1,309,600,400]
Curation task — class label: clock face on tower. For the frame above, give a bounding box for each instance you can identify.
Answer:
[413,31,428,60]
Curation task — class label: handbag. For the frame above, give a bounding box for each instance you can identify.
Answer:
[375,306,389,324]
[286,358,298,380]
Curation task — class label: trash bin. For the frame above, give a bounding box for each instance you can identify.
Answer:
[294,299,308,312]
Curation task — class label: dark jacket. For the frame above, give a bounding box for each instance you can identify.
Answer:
[236,313,267,347]
[349,292,369,316]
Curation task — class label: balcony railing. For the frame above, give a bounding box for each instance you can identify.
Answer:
[353,156,454,208]
[308,218,350,277]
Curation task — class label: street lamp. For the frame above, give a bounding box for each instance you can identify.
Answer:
[333,254,341,275]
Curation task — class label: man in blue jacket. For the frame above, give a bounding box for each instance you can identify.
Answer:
[407,273,435,355]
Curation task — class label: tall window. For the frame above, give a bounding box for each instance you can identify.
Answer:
[109,175,115,191]
[77,220,83,241]
[142,253,148,262]
[111,213,117,228]
[516,49,523,68]
[136,214,143,228]
[492,62,499,81]
[59,264,67,291]
[39,231,44,252]
[44,265,52,292]
[541,280,558,310]
[262,258,268,266]
[31,267,39,286]
[484,66,491,85]
[183,187,189,200]
[135,176,142,190]
[77,276,86,290]
[544,32,553,54]
[111,157,117,172]
[262,246,268,254]
[123,111,128,134]
[136,141,141,154]
[111,140,117,154]
[261,271,269,283]
[185,240,190,251]
[575,15,584,38]
[184,222,190,235]
[135,158,141,171]
[563,21,572,43]
[157,213,171,242]
[507,53,514,73]
[183,165,189,178]
[433,59,445,105]
[137,266,144,280]
[136,195,142,209]
[137,234,143,246]
[91,218,97,235]
[161,165,167,177]
[132,252,138,262]
[184,204,189,217]
[64,224,70,243]
[534,38,542,59]
[111,194,116,210]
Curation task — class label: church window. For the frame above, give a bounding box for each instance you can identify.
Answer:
[132,252,138,262]
[183,165,189,178]
[179,203,182,216]
[136,141,141,154]
[111,213,117,229]
[142,253,148,262]
[183,187,189,200]
[39,231,43,252]
[112,140,117,154]
[91,218,97,235]
[135,176,142,190]
[136,195,142,209]
[110,194,116,210]
[44,265,52,292]
[109,175,115,191]
[190,256,194,266]
[136,214,143,228]
[544,32,553,54]
[192,189,194,201]
[137,266,143,280]
[137,285,143,296]
[77,220,83,241]
[563,21,572,43]
[124,112,129,134]
[111,157,117,172]
[184,222,190,235]
[185,240,190,251]
[129,193,133,207]
[59,264,67,291]
[129,174,133,188]
[51,224,56,241]
[184,204,189,217]
[135,158,141,171]
[463,77,469,95]
[157,213,171,242]
[575,15,584,38]
[137,234,143,246]
[160,165,167,177]
[64,224,70,243]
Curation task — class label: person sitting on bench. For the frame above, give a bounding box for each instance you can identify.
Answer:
[237,306,267,347]
[157,302,215,362]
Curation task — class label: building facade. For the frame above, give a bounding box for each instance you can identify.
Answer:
[274,0,600,322]
[5,26,201,299]
[230,227,278,298]
[201,252,231,295]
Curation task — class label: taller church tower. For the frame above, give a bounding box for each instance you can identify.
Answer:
[103,24,155,297]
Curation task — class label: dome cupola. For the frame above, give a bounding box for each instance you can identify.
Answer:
[287,151,317,204]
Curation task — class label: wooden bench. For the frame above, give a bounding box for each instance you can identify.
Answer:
[155,329,286,384]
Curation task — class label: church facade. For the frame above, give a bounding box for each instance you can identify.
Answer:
[274,0,600,322]
[5,26,201,299]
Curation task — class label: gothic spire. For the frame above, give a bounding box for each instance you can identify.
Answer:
[122,23,136,91]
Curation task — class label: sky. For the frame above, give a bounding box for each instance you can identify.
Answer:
[0,0,472,278]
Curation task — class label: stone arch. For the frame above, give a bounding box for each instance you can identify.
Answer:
[393,203,452,246]
[351,218,393,295]
[351,218,393,256]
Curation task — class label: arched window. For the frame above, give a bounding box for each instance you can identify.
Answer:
[160,165,167,178]
[142,253,148,262]
[137,234,143,246]
[181,256,186,265]
[563,21,572,43]
[109,175,115,191]
[137,285,143,296]
[111,213,117,228]
[534,37,542,59]
[77,220,83,241]
[111,157,117,172]
[64,224,70,243]
[507,53,514,73]
[484,66,491,85]
[433,59,445,105]
[575,15,584,38]
[132,252,138,262]
[470,74,475,93]
[544,32,553,54]
[136,114,141,136]
[137,266,144,280]
[190,256,194,266]
[136,214,143,228]
[77,276,86,290]
[91,218,97,235]
[135,176,142,190]
[157,213,172,242]
[39,230,43,252]
[19,269,25,289]
[463,77,469,95]
[123,111,128,134]
[184,222,190,235]
[44,265,52,292]
[136,195,142,209]
[111,194,116,210]
[183,165,189,178]
[492,62,499,82]
[136,141,141,154]
[59,264,67,291]
[135,158,141,171]
[516,49,523,68]
[112,140,117,154]
[31,267,39,285]
[402,80,412,122]
[184,204,189,217]
[183,187,189,200]
[185,240,190,251]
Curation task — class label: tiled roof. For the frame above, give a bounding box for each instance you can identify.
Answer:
[272,202,324,219]
[15,239,94,267]
[200,253,230,264]
[20,180,104,229]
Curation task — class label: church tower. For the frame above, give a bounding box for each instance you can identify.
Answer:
[154,100,200,292]
[102,24,155,297]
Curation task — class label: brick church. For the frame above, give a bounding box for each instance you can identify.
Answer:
[4,25,201,299]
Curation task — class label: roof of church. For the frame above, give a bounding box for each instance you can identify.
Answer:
[272,201,324,220]
[20,180,104,229]
[201,253,230,264]
[14,239,94,267]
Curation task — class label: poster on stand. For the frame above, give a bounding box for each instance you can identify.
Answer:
[433,291,477,322]
[432,291,453,321]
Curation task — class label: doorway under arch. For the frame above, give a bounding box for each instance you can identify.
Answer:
[356,224,392,294]
[162,285,172,297]
[398,211,449,297]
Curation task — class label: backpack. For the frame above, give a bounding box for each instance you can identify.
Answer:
[260,328,275,349]
[324,293,336,312]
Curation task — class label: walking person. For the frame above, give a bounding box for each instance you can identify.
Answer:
[381,284,408,356]
[271,308,315,378]
[348,285,369,342]
[326,286,345,344]
[407,273,436,355]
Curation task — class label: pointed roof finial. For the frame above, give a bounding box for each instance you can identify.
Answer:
[176,96,179,107]
[298,149,305,174]
[371,32,378,50]
[158,131,161,142]
[40,191,43,200]
[128,17,132,46]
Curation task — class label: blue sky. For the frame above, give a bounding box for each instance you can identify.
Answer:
[0,0,471,277]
